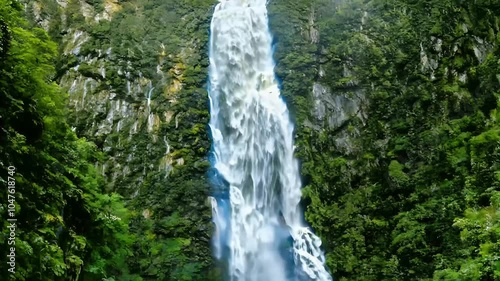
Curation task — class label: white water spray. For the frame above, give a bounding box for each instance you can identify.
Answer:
[208,1,333,281]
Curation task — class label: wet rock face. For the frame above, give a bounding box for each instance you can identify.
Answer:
[312,81,364,129]
[311,80,365,154]
[290,2,496,158]
[25,0,218,279]
[61,43,177,192]
[26,0,212,196]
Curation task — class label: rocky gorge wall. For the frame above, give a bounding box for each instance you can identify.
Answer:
[270,0,500,280]
[24,0,219,279]
[22,0,500,280]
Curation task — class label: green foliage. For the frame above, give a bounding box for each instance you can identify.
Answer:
[46,0,220,279]
[274,0,500,280]
[0,1,134,280]
[268,0,318,123]
[11,0,500,280]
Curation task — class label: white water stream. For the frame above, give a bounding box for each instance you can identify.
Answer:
[208,1,333,280]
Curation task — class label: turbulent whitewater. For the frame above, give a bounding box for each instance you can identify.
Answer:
[208,1,332,280]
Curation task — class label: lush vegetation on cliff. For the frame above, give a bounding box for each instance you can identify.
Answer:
[68,0,219,280]
[17,0,219,280]
[3,0,500,280]
[0,1,136,280]
[269,0,500,280]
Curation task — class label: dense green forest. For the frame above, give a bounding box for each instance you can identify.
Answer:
[0,0,136,280]
[1,0,499,280]
[286,1,500,280]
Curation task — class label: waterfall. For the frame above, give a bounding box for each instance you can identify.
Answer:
[146,83,154,113]
[208,1,333,281]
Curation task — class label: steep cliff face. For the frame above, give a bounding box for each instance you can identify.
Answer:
[268,0,500,280]
[19,0,500,280]
[27,0,211,193]
[24,0,218,279]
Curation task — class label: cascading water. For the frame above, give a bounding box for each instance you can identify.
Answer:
[208,1,333,280]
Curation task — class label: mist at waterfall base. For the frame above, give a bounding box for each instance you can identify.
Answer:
[207,1,333,281]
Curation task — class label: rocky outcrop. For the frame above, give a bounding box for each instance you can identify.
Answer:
[26,0,209,194]
[24,0,218,279]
